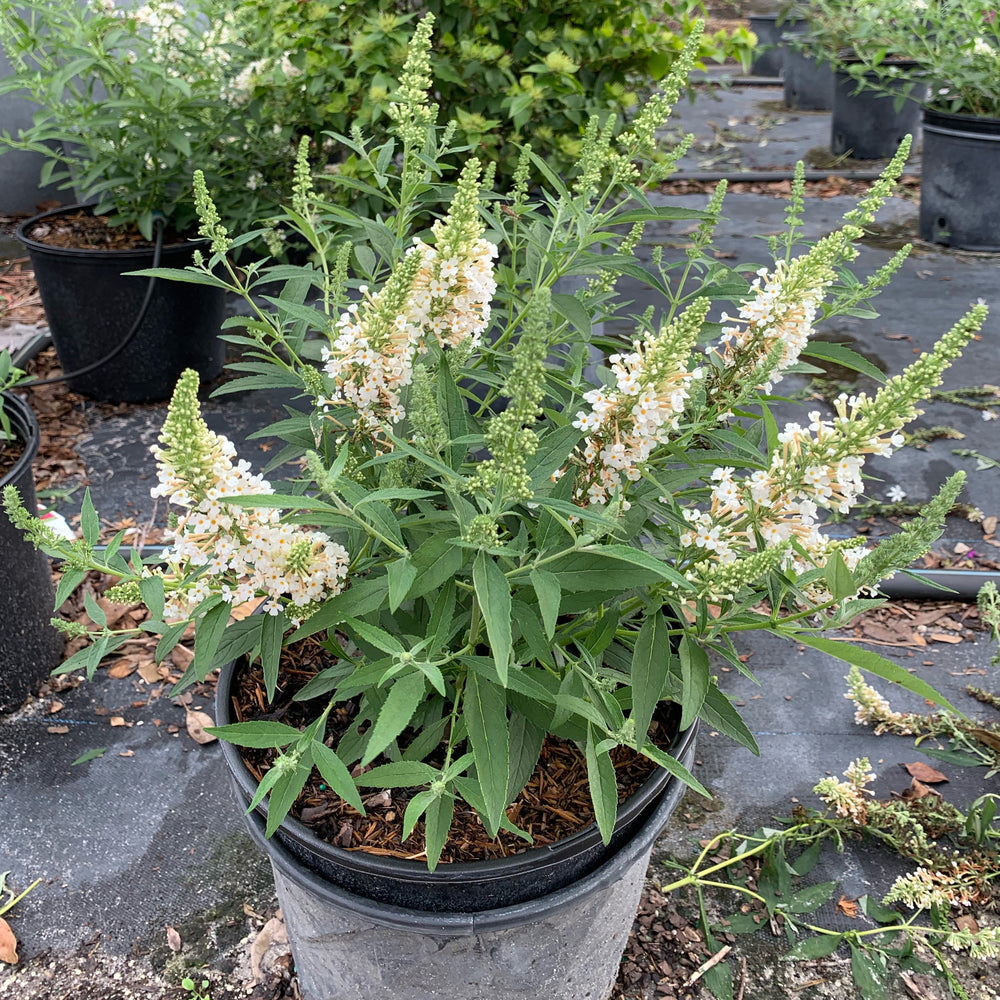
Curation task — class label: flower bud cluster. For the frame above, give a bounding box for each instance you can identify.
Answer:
[152,371,349,622]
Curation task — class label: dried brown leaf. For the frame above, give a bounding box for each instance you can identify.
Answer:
[250,915,289,982]
[901,762,948,783]
[185,709,217,745]
[46,725,69,735]
[169,644,194,672]
[955,914,979,935]
[835,895,859,918]
[166,926,181,952]
[48,700,64,714]
[983,515,997,536]
[0,917,18,964]
[969,728,1000,752]
[137,660,162,684]
[928,633,963,644]
[107,659,138,679]
[901,778,940,800]
[109,716,127,727]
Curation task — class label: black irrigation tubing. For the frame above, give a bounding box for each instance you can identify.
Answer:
[74,545,996,601]
[13,216,165,389]
[669,169,904,182]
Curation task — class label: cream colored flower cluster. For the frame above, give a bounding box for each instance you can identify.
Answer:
[568,303,708,506]
[151,372,349,622]
[680,393,913,596]
[844,665,922,734]
[115,0,236,75]
[885,860,995,912]
[319,235,497,433]
[813,757,877,824]
[709,262,822,393]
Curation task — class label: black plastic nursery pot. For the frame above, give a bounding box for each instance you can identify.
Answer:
[919,107,1000,251]
[781,22,834,111]
[17,205,224,403]
[748,13,785,77]
[0,392,63,713]
[831,68,925,160]
[218,650,698,1000]
[217,654,697,914]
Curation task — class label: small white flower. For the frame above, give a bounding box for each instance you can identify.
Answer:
[982,410,998,421]
[886,485,907,503]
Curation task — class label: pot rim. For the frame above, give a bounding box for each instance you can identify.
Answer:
[16,204,200,259]
[921,105,1000,129]
[0,391,40,489]
[250,742,693,935]
[216,652,698,883]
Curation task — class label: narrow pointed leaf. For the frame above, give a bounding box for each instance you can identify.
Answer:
[260,611,287,702]
[585,723,619,845]
[792,634,964,716]
[463,671,509,837]
[473,552,512,686]
[530,568,561,640]
[630,612,671,750]
[312,740,365,814]
[679,635,711,732]
[360,671,426,766]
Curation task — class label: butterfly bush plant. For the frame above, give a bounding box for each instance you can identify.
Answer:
[4,18,989,869]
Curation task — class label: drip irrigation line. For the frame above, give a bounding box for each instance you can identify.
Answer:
[12,216,165,388]
[68,545,995,601]
[668,168,905,183]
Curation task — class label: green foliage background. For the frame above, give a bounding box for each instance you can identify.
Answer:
[233,0,754,192]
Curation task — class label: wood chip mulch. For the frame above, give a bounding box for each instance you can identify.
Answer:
[0,258,44,326]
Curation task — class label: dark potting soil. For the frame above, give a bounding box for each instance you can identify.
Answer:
[0,434,23,482]
[23,209,190,252]
[229,637,677,865]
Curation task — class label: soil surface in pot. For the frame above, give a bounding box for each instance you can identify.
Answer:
[230,637,680,865]
[23,209,190,251]
[0,429,24,481]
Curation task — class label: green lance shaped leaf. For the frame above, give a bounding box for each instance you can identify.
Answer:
[782,934,843,961]
[260,611,287,703]
[792,634,965,717]
[849,944,888,1000]
[678,635,711,733]
[360,671,426,766]
[473,551,512,686]
[585,723,619,845]
[265,746,314,838]
[530,568,561,641]
[423,789,456,872]
[311,740,365,814]
[463,671,509,837]
[629,611,671,750]
[206,720,303,748]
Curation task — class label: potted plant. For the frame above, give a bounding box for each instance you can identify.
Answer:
[828,0,1000,249]
[0,0,279,401]
[785,0,927,158]
[0,353,63,713]
[4,17,990,999]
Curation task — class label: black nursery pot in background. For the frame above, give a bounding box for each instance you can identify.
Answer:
[17,205,225,404]
[0,392,63,714]
[920,108,1000,252]
[831,68,925,160]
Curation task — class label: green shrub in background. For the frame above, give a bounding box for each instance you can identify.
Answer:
[231,0,755,196]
